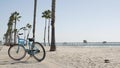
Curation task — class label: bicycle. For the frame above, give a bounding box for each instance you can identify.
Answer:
[8,27,46,62]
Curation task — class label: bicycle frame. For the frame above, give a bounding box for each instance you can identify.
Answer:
[16,27,35,56]
[17,36,33,54]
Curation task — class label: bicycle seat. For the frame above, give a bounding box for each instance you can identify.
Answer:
[28,38,34,41]
[19,33,23,35]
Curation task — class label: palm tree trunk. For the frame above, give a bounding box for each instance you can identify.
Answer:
[14,19,16,44]
[44,19,47,46]
[48,19,50,46]
[5,33,8,45]
[50,0,56,51]
[9,30,12,46]
[9,27,12,46]
[33,0,37,42]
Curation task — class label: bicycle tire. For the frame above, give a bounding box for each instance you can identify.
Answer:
[33,42,46,62]
[8,44,26,60]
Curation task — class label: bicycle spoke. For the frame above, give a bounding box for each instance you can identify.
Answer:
[33,42,46,62]
[8,45,26,60]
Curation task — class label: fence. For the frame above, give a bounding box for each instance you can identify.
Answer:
[55,42,120,46]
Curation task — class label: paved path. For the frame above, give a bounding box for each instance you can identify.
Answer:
[0,46,63,68]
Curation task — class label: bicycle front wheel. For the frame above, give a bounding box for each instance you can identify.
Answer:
[33,42,46,62]
[8,45,26,60]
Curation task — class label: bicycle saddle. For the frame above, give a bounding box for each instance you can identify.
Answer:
[28,38,34,41]
[19,33,23,35]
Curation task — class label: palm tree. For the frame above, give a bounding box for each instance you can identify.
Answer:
[50,0,56,51]
[26,23,32,45]
[42,10,51,46]
[5,13,14,45]
[33,0,37,42]
[6,25,12,45]
[47,10,51,46]
[42,11,47,46]
[13,11,21,44]
[26,23,32,29]
[3,34,7,45]
[26,23,32,38]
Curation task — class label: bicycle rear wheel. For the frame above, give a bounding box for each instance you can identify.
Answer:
[8,45,26,60]
[33,42,46,62]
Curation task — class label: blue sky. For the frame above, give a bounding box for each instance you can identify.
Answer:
[1,0,120,42]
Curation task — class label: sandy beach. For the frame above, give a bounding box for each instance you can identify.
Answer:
[0,45,120,68]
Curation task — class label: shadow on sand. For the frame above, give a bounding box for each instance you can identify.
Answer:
[0,59,38,65]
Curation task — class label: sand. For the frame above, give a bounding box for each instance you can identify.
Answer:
[0,45,120,68]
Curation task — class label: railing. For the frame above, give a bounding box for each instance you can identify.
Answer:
[29,42,120,46]
[55,42,120,46]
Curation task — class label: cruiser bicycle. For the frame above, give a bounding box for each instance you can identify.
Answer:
[8,27,46,62]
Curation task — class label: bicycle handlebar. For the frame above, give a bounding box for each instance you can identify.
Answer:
[17,26,31,40]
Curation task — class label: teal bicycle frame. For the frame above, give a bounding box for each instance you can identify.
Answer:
[17,36,39,56]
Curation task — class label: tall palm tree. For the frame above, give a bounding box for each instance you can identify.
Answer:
[13,11,21,44]
[42,10,51,46]
[5,13,14,45]
[26,23,32,38]
[26,23,32,29]
[47,10,51,46]
[50,0,56,51]
[33,0,37,42]
[26,23,32,45]
[42,11,47,46]
[7,22,13,45]
[3,34,7,45]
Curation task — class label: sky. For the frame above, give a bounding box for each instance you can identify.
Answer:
[1,0,120,42]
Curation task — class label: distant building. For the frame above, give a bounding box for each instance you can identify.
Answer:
[103,41,107,44]
[83,40,87,43]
